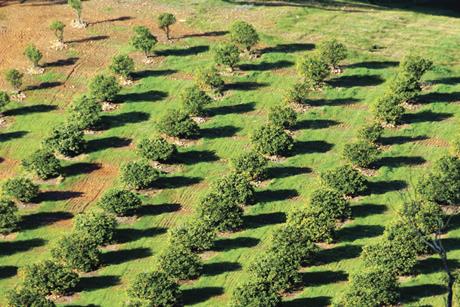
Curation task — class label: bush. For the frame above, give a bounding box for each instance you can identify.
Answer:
[98,189,142,216]
[268,105,297,129]
[128,271,181,307]
[0,199,19,235]
[158,13,176,40]
[270,224,317,264]
[373,93,405,126]
[284,81,309,105]
[168,219,216,252]
[384,220,428,256]
[50,20,65,43]
[229,20,259,52]
[3,177,39,203]
[197,192,243,232]
[343,141,380,168]
[23,260,79,296]
[230,281,281,307]
[121,160,160,190]
[358,122,383,144]
[297,54,330,89]
[231,151,268,181]
[5,69,23,91]
[89,74,121,102]
[417,155,460,205]
[51,233,101,272]
[158,245,203,280]
[7,288,55,307]
[131,26,157,57]
[195,66,224,95]
[110,54,135,80]
[251,124,294,156]
[213,43,240,71]
[337,268,399,307]
[24,44,42,67]
[44,123,86,157]
[212,172,255,205]
[157,109,199,139]
[68,94,102,130]
[137,137,177,162]
[287,207,336,243]
[0,91,10,111]
[22,149,61,180]
[310,188,350,221]
[317,39,347,70]
[401,200,445,236]
[73,211,117,246]
[320,164,367,196]
[180,85,212,116]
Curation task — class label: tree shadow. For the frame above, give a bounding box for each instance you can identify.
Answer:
[66,35,109,44]
[309,97,360,106]
[329,74,384,88]
[293,140,334,155]
[403,110,453,124]
[200,125,241,139]
[173,150,219,165]
[0,238,46,256]
[337,224,384,242]
[375,156,426,168]
[283,296,331,307]
[224,81,269,91]
[77,275,120,292]
[239,60,294,71]
[301,270,348,286]
[62,162,101,177]
[202,261,242,276]
[379,135,428,145]
[116,90,168,103]
[0,265,17,279]
[156,45,209,57]
[154,176,202,189]
[0,130,28,142]
[351,203,387,218]
[136,203,182,216]
[294,119,340,130]
[418,92,460,104]
[37,190,83,202]
[89,16,133,26]
[415,257,460,275]
[441,237,460,252]
[315,244,362,265]
[260,43,315,54]
[366,179,408,195]
[429,76,460,85]
[181,30,228,38]
[102,247,152,265]
[266,166,312,179]
[3,104,57,116]
[255,189,299,203]
[20,211,73,231]
[213,236,260,252]
[208,101,256,116]
[132,69,177,80]
[43,57,79,68]
[400,284,446,303]
[182,287,224,305]
[86,136,132,153]
[26,82,63,91]
[346,61,399,69]
[115,227,167,244]
[243,212,286,229]
[99,111,150,129]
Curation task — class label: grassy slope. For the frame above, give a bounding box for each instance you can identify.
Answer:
[1,0,459,306]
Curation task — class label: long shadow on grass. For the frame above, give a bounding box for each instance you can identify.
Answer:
[309,97,360,106]
[379,135,428,145]
[62,162,101,177]
[400,284,446,303]
[20,211,73,230]
[208,101,256,116]
[136,203,182,216]
[86,136,132,153]
[182,287,224,305]
[200,125,241,139]
[103,247,152,265]
[260,43,315,54]
[117,90,168,103]
[293,140,334,155]
[224,81,269,91]
[43,57,79,68]
[0,131,28,142]
[255,189,299,203]
[203,261,242,276]
[294,119,340,130]
[351,203,387,218]
[173,150,219,165]
[243,212,286,230]
[329,74,384,87]
[66,35,109,44]
[3,104,57,116]
[37,190,83,202]
[213,236,260,252]
[181,30,228,39]
[301,270,348,286]
[441,237,460,252]
[375,156,426,168]
[366,179,408,195]
[132,69,177,80]
[337,224,384,242]
[266,166,312,179]
[156,45,209,57]
[418,92,460,104]
[0,265,17,279]
[77,275,120,292]
[283,296,331,307]
[89,16,132,26]
[0,238,46,256]
[315,244,362,265]
[154,176,202,189]
[115,227,167,244]
[403,110,453,123]
[100,111,150,129]
[239,60,294,71]
[26,82,63,91]
[415,257,460,275]
[429,77,460,85]
[346,61,399,69]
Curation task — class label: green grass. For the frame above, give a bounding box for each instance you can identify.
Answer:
[1,0,459,306]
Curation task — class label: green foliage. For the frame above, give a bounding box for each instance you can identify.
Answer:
[43,123,86,157]
[194,66,224,95]
[158,13,176,39]
[212,172,255,205]
[7,288,55,307]
[110,55,135,79]
[197,192,243,232]
[229,20,259,52]
[343,141,380,168]
[0,199,19,235]
[5,69,23,91]
[287,206,336,243]
[373,93,405,125]
[251,124,294,156]
[231,151,268,181]
[284,81,309,105]
[158,245,203,280]
[317,39,347,69]
[22,149,61,180]
[128,271,181,307]
[358,122,383,144]
[3,177,39,203]
[297,53,330,89]
[24,44,43,67]
[50,20,65,42]
[131,26,157,57]
[23,260,79,296]
[270,224,318,264]
[0,91,10,110]
[157,109,199,139]
[417,155,460,205]
[68,0,82,18]
[89,74,121,102]
[168,219,216,252]
[384,220,428,256]
[52,233,101,272]
[121,160,160,190]
[310,188,350,221]
[213,43,240,70]
[230,281,281,307]
[268,105,297,129]
[137,137,177,162]
[68,94,102,130]
[73,211,118,246]
[320,164,367,196]
[98,189,142,216]
[402,200,445,236]
[180,85,212,116]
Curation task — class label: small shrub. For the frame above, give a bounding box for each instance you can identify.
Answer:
[297,53,330,89]
[229,20,259,52]
[317,39,347,70]
[43,123,86,157]
[52,233,101,272]
[287,207,336,243]
[128,271,181,307]
[284,81,309,105]
[320,164,367,196]
[230,281,281,307]
[401,200,445,236]
[137,137,177,162]
[180,85,212,116]
[251,124,294,156]
[0,199,19,235]
[73,211,117,246]
[131,26,157,58]
[98,189,142,216]
[5,69,24,91]
[68,94,101,130]
[384,220,428,256]
[0,91,11,111]
[7,288,55,307]
[3,177,39,203]
[268,105,297,129]
[358,122,383,144]
[158,13,176,40]
[231,151,268,181]
[22,149,61,180]
[50,20,65,43]
[24,44,43,68]
[157,109,199,139]
[194,66,224,95]
[68,0,83,24]
[213,43,240,71]
[270,224,317,264]
[121,160,160,190]
[89,74,121,102]
[212,172,255,205]
[373,93,405,126]
[110,55,135,80]
[158,245,203,280]
[343,141,380,168]
[310,188,350,221]
[197,192,243,232]
[168,219,216,252]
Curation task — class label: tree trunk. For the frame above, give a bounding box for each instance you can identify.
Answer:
[440,249,454,307]
[166,27,170,40]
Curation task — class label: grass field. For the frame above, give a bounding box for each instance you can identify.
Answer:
[0,0,459,306]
